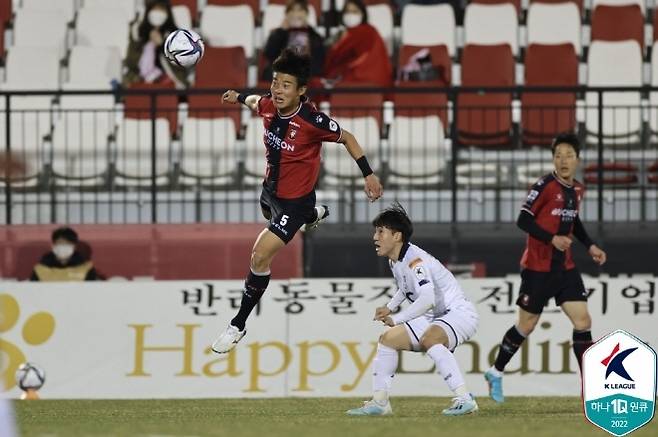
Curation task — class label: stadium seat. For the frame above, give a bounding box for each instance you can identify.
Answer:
[522,43,578,146]
[200,5,255,58]
[591,4,644,51]
[529,0,583,15]
[0,47,59,186]
[0,0,11,25]
[188,46,247,132]
[123,81,179,136]
[172,4,193,29]
[516,162,554,186]
[75,7,131,56]
[387,115,447,187]
[329,84,384,128]
[67,46,122,86]
[649,41,658,138]
[455,162,510,187]
[21,0,76,22]
[81,0,137,21]
[457,44,515,147]
[526,3,581,56]
[179,117,238,185]
[395,44,451,130]
[366,3,394,55]
[471,0,521,15]
[206,0,260,24]
[591,0,644,15]
[51,95,116,186]
[586,40,643,144]
[584,162,639,185]
[400,4,456,58]
[243,116,265,185]
[464,3,518,57]
[13,9,68,56]
[269,0,322,17]
[114,117,171,184]
[648,161,658,183]
[322,116,381,186]
[171,0,198,26]
[260,3,318,48]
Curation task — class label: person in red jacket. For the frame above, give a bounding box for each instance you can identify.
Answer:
[323,0,392,88]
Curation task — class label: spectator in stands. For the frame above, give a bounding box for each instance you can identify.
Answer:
[123,0,188,87]
[30,227,101,281]
[322,0,392,88]
[262,0,325,83]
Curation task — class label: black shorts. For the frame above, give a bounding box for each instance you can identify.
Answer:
[516,268,588,314]
[260,186,316,244]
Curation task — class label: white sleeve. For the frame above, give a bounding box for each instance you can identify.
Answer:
[386,288,406,311]
[390,285,434,325]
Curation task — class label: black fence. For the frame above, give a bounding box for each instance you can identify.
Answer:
[1,86,657,225]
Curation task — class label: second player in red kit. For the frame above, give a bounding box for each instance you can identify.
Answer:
[212,48,383,353]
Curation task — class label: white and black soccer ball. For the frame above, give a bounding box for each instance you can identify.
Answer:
[15,362,46,391]
[164,29,205,68]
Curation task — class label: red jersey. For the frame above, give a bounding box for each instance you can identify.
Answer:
[520,172,585,272]
[256,94,342,199]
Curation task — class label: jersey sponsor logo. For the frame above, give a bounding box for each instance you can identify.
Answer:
[551,208,578,218]
[329,120,338,131]
[264,128,295,152]
[418,279,429,287]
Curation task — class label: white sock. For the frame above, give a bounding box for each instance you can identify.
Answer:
[487,366,503,378]
[426,344,467,394]
[372,343,398,401]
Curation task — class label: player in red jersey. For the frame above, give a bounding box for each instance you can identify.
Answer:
[212,48,383,353]
[484,132,607,402]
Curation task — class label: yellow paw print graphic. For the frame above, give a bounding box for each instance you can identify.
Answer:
[0,294,55,391]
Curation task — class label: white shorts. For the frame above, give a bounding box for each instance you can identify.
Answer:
[402,302,479,352]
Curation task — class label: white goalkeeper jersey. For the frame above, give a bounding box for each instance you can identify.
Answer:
[387,242,472,325]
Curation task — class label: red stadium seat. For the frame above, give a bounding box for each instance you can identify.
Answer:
[188,46,247,131]
[648,161,658,183]
[584,162,639,185]
[124,81,178,135]
[330,83,384,127]
[394,44,451,128]
[471,0,521,15]
[592,5,644,51]
[522,43,578,146]
[457,44,515,147]
[0,0,11,25]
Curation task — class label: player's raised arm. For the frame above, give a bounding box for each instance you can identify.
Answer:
[222,89,260,111]
[338,129,383,202]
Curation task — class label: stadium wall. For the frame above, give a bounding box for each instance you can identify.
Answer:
[1,277,655,399]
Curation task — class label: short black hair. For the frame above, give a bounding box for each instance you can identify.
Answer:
[285,0,309,13]
[272,48,311,87]
[372,202,413,243]
[551,132,580,157]
[51,227,78,244]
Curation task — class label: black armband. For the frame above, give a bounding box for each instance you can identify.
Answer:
[356,156,373,177]
[237,93,247,105]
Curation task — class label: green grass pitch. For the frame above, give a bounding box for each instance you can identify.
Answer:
[15,397,658,437]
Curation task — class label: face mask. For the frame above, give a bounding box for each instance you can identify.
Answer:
[148,9,167,27]
[53,244,75,260]
[342,12,362,28]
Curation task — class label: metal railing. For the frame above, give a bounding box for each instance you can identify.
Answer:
[1,86,657,225]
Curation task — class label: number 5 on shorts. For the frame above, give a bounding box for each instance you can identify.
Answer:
[279,215,289,226]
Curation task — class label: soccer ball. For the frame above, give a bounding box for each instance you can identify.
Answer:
[15,362,46,391]
[163,29,205,68]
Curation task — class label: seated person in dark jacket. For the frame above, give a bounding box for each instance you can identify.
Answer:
[31,227,100,281]
[262,0,325,82]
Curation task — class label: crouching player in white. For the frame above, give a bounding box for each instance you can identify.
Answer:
[347,203,479,417]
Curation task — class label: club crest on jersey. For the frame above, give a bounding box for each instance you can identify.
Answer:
[413,265,427,280]
[289,129,297,139]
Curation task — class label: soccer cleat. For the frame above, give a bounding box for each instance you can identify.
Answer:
[484,369,505,403]
[346,399,393,416]
[442,394,479,416]
[301,205,330,232]
[211,324,246,354]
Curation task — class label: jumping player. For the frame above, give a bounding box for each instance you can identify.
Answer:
[212,48,383,353]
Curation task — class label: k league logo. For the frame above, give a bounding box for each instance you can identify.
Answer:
[583,330,657,436]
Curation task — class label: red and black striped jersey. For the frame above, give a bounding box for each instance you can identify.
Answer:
[256,94,342,199]
[520,172,585,272]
